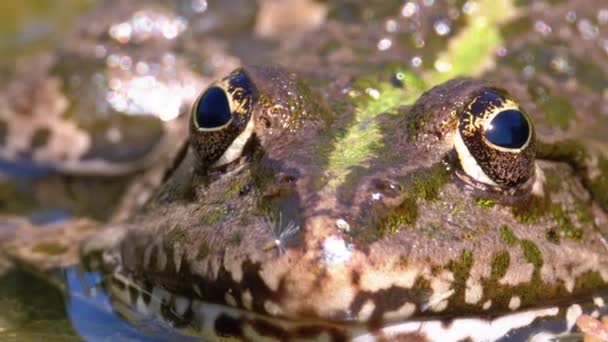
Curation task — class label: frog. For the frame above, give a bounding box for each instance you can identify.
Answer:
[2,0,608,341]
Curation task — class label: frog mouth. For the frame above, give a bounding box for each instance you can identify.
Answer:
[104,269,608,341]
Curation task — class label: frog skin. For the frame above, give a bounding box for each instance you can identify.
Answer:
[3,1,608,341]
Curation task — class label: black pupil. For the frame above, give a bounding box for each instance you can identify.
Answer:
[485,109,530,149]
[195,87,231,129]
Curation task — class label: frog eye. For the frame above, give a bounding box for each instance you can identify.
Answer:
[454,89,535,188]
[190,69,256,167]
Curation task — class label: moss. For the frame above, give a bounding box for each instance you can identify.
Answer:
[551,204,583,242]
[448,249,474,282]
[462,230,478,242]
[590,156,608,210]
[424,0,514,85]
[377,196,418,237]
[324,70,426,187]
[520,239,543,269]
[202,207,227,225]
[31,242,67,256]
[409,163,451,201]
[499,225,518,246]
[527,81,575,130]
[224,179,246,198]
[511,194,550,224]
[490,251,510,279]
[475,198,497,209]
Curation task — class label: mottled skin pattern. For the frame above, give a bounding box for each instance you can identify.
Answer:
[96,67,608,327]
[1,0,608,340]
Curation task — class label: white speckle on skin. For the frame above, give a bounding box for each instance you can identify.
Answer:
[322,236,352,265]
[427,271,455,312]
[383,302,416,320]
[465,278,483,305]
[509,296,521,311]
[594,296,605,308]
[192,284,202,297]
[225,292,237,307]
[264,301,283,316]
[358,300,376,321]
[482,300,492,310]
[242,290,253,311]
[156,240,167,271]
[173,295,190,316]
[335,219,350,232]
[566,304,582,331]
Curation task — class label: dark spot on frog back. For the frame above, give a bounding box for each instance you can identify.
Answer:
[30,128,51,150]
[0,119,6,146]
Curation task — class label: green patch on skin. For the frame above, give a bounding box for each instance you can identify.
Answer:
[409,163,452,201]
[31,243,67,256]
[377,197,418,237]
[590,156,608,210]
[425,0,514,85]
[224,179,246,199]
[527,82,575,130]
[325,71,426,187]
[30,128,51,149]
[550,204,583,242]
[500,225,518,246]
[520,239,543,269]
[202,207,227,225]
[511,195,550,224]
[375,163,452,237]
[491,250,510,279]
[474,198,497,209]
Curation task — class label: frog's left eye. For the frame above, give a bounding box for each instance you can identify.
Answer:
[454,89,535,188]
[190,69,256,168]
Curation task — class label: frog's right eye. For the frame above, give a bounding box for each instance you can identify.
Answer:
[454,89,536,189]
[190,69,256,168]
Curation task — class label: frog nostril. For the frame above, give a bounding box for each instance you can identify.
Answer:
[258,116,272,129]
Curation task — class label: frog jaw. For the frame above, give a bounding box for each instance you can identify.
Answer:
[103,267,607,341]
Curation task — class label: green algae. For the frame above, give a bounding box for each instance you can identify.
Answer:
[202,206,227,225]
[325,72,424,187]
[490,250,511,279]
[31,243,67,256]
[425,0,514,85]
[375,163,451,237]
[475,198,497,209]
[499,225,518,246]
[377,197,418,237]
[590,156,608,210]
[520,239,543,269]
[550,204,583,242]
